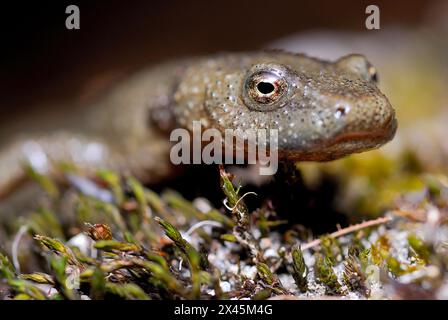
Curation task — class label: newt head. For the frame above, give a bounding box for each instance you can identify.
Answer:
[173,51,397,161]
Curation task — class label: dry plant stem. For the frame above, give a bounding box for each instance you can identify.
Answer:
[301,216,392,251]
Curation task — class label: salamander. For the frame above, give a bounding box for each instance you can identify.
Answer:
[0,51,397,199]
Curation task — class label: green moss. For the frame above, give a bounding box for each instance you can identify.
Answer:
[291,246,308,292]
[314,254,344,295]
[1,162,447,300]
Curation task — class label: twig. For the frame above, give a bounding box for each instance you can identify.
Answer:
[301,216,392,251]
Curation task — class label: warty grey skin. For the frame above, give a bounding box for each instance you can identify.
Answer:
[0,51,397,199]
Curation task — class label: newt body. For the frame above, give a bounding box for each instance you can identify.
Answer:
[0,51,397,198]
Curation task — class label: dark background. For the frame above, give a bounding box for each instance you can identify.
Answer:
[0,0,438,116]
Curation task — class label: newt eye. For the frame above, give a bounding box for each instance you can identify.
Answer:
[246,70,288,105]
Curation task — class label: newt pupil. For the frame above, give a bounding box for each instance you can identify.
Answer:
[257,82,275,94]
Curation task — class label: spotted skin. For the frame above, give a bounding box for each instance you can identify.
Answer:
[0,51,397,199]
[174,52,396,161]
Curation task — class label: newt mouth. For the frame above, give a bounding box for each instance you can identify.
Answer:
[315,115,398,160]
[330,126,396,146]
[330,115,397,147]
[279,116,397,162]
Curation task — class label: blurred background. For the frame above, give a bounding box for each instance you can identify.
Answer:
[1,0,447,231]
[1,0,446,116]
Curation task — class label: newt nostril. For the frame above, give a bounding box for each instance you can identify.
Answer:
[335,105,350,119]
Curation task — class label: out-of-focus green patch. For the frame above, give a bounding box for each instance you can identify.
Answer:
[382,54,447,126]
[27,208,65,240]
[299,150,427,217]
[97,169,124,206]
[23,164,59,199]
